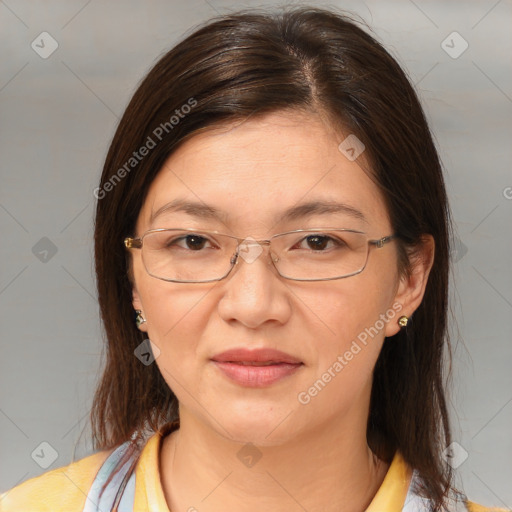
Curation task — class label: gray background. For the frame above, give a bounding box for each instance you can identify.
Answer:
[1,0,511,507]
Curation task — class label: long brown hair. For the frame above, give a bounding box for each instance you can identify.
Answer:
[91,6,454,509]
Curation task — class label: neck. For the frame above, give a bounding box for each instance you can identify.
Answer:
[159,410,390,512]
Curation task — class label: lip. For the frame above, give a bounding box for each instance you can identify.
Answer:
[211,348,302,364]
[211,348,303,388]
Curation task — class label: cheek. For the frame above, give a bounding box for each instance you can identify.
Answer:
[134,260,215,377]
[296,269,398,383]
[133,251,209,339]
[143,284,208,340]
[146,287,211,393]
[299,273,397,348]
[293,281,395,418]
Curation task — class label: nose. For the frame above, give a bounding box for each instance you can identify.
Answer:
[217,241,292,329]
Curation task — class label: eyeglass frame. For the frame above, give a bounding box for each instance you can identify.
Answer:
[124,227,396,283]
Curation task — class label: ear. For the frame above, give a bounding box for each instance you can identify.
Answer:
[132,285,148,333]
[385,235,435,337]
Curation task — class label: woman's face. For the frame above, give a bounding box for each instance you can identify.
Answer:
[131,111,414,445]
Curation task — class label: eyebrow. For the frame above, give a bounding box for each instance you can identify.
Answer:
[149,198,368,225]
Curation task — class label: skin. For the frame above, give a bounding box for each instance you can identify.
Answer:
[130,111,434,512]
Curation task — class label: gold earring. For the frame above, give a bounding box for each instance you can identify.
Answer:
[398,315,409,328]
[135,310,146,328]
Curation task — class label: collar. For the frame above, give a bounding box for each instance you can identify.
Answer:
[366,450,412,511]
[132,421,413,512]
[133,421,177,511]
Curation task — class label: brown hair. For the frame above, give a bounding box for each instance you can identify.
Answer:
[91,5,454,510]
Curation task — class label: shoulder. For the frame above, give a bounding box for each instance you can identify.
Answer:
[464,502,511,512]
[0,448,113,512]
[404,469,511,512]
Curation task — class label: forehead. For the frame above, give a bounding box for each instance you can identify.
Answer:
[138,111,391,233]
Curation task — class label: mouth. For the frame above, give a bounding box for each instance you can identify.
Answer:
[211,348,303,387]
[211,347,303,365]
[221,361,292,366]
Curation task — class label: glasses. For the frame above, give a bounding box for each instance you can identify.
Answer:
[124,228,396,283]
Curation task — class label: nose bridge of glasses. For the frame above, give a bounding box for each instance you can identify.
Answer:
[233,236,279,267]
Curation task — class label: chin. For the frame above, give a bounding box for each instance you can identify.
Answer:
[209,404,304,446]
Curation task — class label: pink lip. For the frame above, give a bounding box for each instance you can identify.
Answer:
[211,348,303,387]
[212,348,302,364]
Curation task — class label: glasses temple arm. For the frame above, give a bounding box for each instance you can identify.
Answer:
[124,237,142,249]
[370,234,396,248]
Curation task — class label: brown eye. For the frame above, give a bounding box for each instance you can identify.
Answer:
[293,234,344,251]
[304,235,330,250]
[162,234,213,251]
[182,235,208,250]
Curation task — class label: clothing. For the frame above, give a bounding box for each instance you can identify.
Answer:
[0,421,506,512]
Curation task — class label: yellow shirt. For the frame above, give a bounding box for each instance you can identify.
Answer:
[0,422,506,512]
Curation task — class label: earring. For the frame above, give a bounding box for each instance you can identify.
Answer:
[135,310,146,328]
[398,315,409,328]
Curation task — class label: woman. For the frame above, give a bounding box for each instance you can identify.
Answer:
[1,6,506,512]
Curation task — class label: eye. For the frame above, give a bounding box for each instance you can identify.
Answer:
[167,234,215,251]
[293,234,345,251]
